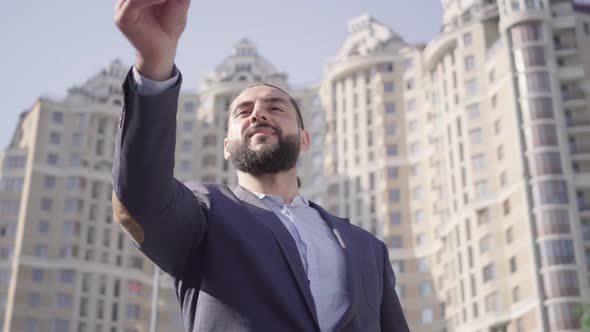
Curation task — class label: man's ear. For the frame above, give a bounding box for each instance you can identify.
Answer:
[300,129,310,153]
[223,137,231,160]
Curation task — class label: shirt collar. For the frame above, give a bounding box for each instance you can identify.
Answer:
[252,191,309,207]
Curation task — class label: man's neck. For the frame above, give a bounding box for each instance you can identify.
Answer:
[237,169,300,204]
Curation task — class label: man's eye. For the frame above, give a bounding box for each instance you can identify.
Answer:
[271,107,283,111]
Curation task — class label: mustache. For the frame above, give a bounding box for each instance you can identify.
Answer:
[244,122,281,139]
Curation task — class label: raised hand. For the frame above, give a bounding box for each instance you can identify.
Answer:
[115,0,191,80]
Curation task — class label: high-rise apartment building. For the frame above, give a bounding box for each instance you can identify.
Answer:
[2,1,590,331]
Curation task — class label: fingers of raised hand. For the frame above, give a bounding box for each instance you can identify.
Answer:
[114,0,167,28]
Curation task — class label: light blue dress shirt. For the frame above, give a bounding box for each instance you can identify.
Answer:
[254,193,349,332]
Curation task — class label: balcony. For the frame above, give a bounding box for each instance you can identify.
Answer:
[561,90,585,102]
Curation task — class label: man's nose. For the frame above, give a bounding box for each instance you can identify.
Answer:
[249,104,268,124]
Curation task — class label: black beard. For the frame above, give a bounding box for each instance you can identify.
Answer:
[228,132,301,177]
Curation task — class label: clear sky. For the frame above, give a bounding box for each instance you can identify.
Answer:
[0,1,442,149]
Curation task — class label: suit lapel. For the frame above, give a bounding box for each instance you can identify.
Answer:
[233,186,320,330]
[309,201,363,331]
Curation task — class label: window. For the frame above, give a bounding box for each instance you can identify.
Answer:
[465,79,478,96]
[29,293,41,308]
[419,281,432,297]
[463,32,472,46]
[469,128,483,144]
[182,121,193,132]
[181,141,192,152]
[464,55,475,71]
[388,167,399,179]
[414,210,425,223]
[125,304,140,320]
[511,22,543,44]
[391,236,403,248]
[55,293,72,308]
[383,82,395,93]
[184,101,196,113]
[385,103,396,114]
[41,198,53,211]
[547,303,582,330]
[387,145,398,157]
[62,220,80,235]
[543,270,580,297]
[389,189,400,203]
[483,263,496,282]
[477,208,491,224]
[515,46,546,70]
[409,142,420,155]
[386,124,396,136]
[69,154,82,167]
[480,234,495,253]
[471,154,486,170]
[485,292,500,312]
[32,269,44,282]
[53,319,70,332]
[494,119,501,134]
[406,99,416,112]
[404,59,414,71]
[34,244,48,257]
[510,256,517,273]
[525,72,551,92]
[418,258,429,272]
[503,199,511,215]
[39,221,50,234]
[44,176,56,189]
[474,180,489,197]
[532,180,568,205]
[537,210,571,236]
[52,112,64,123]
[377,63,394,73]
[532,152,562,176]
[72,133,83,147]
[58,269,75,284]
[416,233,427,246]
[467,104,480,119]
[500,171,508,186]
[497,145,504,160]
[47,153,59,166]
[506,227,514,244]
[539,239,575,266]
[25,319,39,332]
[64,199,83,213]
[49,132,61,145]
[390,211,401,226]
[421,307,433,324]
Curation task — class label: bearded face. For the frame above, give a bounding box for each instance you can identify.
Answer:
[223,85,310,177]
[226,122,301,176]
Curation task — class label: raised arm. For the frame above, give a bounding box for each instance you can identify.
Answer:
[112,0,207,278]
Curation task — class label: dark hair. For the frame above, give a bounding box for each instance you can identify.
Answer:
[226,83,305,130]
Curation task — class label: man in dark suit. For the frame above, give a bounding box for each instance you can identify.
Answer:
[112,0,409,331]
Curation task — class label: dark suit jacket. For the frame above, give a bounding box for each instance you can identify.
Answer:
[111,69,409,332]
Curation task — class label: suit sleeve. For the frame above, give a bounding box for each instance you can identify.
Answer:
[380,242,410,331]
[112,67,208,278]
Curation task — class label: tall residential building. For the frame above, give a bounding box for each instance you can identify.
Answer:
[0,59,186,331]
[319,14,446,330]
[319,1,590,330]
[392,0,589,330]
